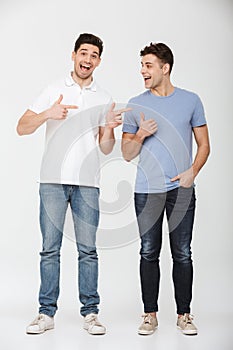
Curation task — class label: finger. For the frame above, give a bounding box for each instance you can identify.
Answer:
[109,102,116,112]
[62,105,78,109]
[114,115,123,121]
[140,112,145,122]
[115,107,132,114]
[56,94,63,104]
[62,108,67,117]
[170,175,180,182]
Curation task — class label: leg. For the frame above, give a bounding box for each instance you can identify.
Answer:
[39,184,68,316]
[135,192,166,313]
[166,187,196,315]
[70,186,100,317]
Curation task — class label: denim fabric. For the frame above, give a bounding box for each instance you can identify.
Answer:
[38,183,100,317]
[135,187,196,315]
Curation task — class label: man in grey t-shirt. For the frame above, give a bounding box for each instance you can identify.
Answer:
[122,42,210,335]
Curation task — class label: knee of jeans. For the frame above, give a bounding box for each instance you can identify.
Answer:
[140,238,161,262]
[77,243,98,260]
[140,247,160,262]
[172,247,192,264]
[40,248,60,259]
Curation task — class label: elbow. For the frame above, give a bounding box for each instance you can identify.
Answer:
[121,151,132,162]
[124,158,131,162]
[99,145,114,155]
[205,143,211,159]
[121,146,131,162]
[100,149,112,155]
[16,124,24,136]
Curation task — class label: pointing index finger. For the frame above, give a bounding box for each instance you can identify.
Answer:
[115,107,132,115]
[62,104,78,109]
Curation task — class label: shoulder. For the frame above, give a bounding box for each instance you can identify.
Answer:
[175,87,202,102]
[128,90,149,105]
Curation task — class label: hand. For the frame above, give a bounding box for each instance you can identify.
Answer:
[170,167,195,188]
[45,94,78,120]
[138,112,158,138]
[105,102,132,129]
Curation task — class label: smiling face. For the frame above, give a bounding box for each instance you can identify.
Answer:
[72,43,101,84]
[140,54,169,90]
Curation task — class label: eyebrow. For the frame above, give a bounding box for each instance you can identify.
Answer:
[141,61,153,65]
[80,48,99,56]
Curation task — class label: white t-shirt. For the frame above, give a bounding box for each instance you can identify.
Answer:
[29,74,112,187]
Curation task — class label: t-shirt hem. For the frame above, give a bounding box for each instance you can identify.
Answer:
[38,179,100,188]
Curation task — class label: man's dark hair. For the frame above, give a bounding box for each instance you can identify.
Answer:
[140,42,174,74]
[74,33,103,57]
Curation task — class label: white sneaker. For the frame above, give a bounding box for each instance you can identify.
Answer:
[26,314,54,334]
[83,313,106,335]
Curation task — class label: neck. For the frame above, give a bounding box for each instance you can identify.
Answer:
[71,71,93,88]
[150,81,174,97]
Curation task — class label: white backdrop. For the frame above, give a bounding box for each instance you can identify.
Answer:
[0,0,233,349]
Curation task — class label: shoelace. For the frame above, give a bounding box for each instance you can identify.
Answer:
[86,314,102,326]
[142,313,153,325]
[183,313,194,325]
[31,314,45,325]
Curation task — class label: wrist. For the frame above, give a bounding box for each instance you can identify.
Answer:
[42,109,50,121]
[135,129,146,143]
[192,164,199,178]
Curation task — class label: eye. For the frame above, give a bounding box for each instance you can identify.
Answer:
[91,54,98,59]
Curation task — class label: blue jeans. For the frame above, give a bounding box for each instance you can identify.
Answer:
[135,187,196,315]
[39,184,100,317]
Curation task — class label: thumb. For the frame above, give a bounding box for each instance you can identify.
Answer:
[171,175,179,182]
[55,94,63,104]
[109,102,115,112]
[140,112,145,123]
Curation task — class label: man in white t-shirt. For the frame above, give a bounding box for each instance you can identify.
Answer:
[17,33,128,335]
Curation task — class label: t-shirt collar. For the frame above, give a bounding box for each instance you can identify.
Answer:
[65,73,97,91]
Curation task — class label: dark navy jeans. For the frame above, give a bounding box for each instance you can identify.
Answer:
[135,187,196,315]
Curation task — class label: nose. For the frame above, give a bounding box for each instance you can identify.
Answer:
[141,66,146,75]
[85,55,91,63]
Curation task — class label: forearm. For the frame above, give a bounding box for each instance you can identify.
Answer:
[122,131,145,161]
[192,143,210,178]
[17,111,48,135]
[99,127,115,155]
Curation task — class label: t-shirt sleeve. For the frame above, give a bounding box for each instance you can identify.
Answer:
[122,102,138,134]
[191,95,206,127]
[28,86,51,114]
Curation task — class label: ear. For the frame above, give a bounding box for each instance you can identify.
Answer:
[71,51,76,61]
[163,63,170,75]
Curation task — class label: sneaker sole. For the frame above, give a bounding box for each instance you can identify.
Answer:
[26,325,54,334]
[177,326,198,335]
[83,325,106,335]
[138,327,157,335]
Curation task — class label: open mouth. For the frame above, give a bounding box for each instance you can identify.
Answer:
[80,64,91,72]
[144,76,151,82]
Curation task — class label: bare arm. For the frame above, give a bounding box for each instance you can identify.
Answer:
[17,109,49,135]
[121,112,158,161]
[99,103,131,155]
[16,94,78,136]
[171,124,210,187]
